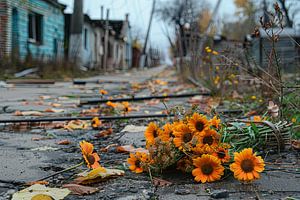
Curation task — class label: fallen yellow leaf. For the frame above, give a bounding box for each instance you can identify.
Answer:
[12,184,70,200]
[74,167,124,185]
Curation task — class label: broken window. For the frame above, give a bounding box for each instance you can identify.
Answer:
[28,12,43,44]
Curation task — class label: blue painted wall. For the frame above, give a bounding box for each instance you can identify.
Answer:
[6,0,65,59]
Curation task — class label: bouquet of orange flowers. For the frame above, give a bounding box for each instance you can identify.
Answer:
[127,113,266,183]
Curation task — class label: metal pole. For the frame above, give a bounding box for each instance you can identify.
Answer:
[0,114,173,123]
[80,92,211,105]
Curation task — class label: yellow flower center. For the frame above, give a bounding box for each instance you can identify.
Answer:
[183,133,193,143]
[87,154,96,165]
[195,121,205,132]
[201,163,214,175]
[241,159,254,173]
[203,135,214,145]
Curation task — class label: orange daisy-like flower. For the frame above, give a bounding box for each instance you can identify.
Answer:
[99,89,108,95]
[160,123,174,142]
[80,141,101,169]
[127,152,148,173]
[212,146,230,163]
[188,113,208,133]
[91,117,102,129]
[122,101,132,114]
[209,116,221,129]
[198,129,220,148]
[192,154,224,183]
[173,123,197,150]
[230,148,265,182]
[144,122,161,146]
[106,101,117,108]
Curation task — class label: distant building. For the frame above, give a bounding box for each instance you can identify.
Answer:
[245,28,300,72]
[0,0,66,60]
[65,13,132,71]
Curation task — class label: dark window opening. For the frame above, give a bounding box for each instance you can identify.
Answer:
[84,28,88,49]
[28,12,43,44]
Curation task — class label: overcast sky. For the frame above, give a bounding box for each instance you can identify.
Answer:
[58,0,237,51]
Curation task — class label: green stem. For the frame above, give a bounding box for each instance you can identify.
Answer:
[36,162,84,182]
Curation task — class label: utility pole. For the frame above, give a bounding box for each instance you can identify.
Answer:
[103,9,109,72]
[69,0,83,64]
[101,6,104,20]
[140,0,156,68]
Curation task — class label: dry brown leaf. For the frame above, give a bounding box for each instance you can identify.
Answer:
[291,140,300,151]
[50,103,62,107]
[14,110,44,116]
[116,145,135,153]
[146,99,160,106]
[245,111,258,117]
[206,97,220,109]
[100,144,118,152]
[232,90,243,99]
[44,108,65,113]
[62,184,98,195]
[153,177,172,187]
[39,95,52,100]
[188,95,204,104]
[25,181,49,186]
[80,108,99,116]
[57,140,71,145]
[64,120,89,131]
[74,167,124,185]
[95,128,113,138]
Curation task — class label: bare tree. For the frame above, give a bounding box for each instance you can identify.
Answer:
[156,0,209,56]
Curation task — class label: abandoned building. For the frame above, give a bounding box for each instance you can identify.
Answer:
[246,27,300,72]
[65,13,132,70]
[0,0,66,60]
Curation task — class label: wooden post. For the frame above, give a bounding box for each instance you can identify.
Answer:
[103,9,109,72]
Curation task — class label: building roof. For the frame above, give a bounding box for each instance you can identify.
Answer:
[65,13,129,40]
[259,27,300,38]
[44,0,66,10]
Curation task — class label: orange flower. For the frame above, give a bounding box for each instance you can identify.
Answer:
[160,123,174,142]
[80,141,101,169]
[192,154,224,183]
[173,123,197,150]
[127,152,149,173]
[198,129,220,148]
[247,116,264,126]
[212,146,230,163]
[144,122,161,146]
[99,89,108,95]
[230,148,265,182]
[106,101,117,108]
[122,101,132,114]
[209,116,221,129]
[91,117,102,129]
[188,113,208,134]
